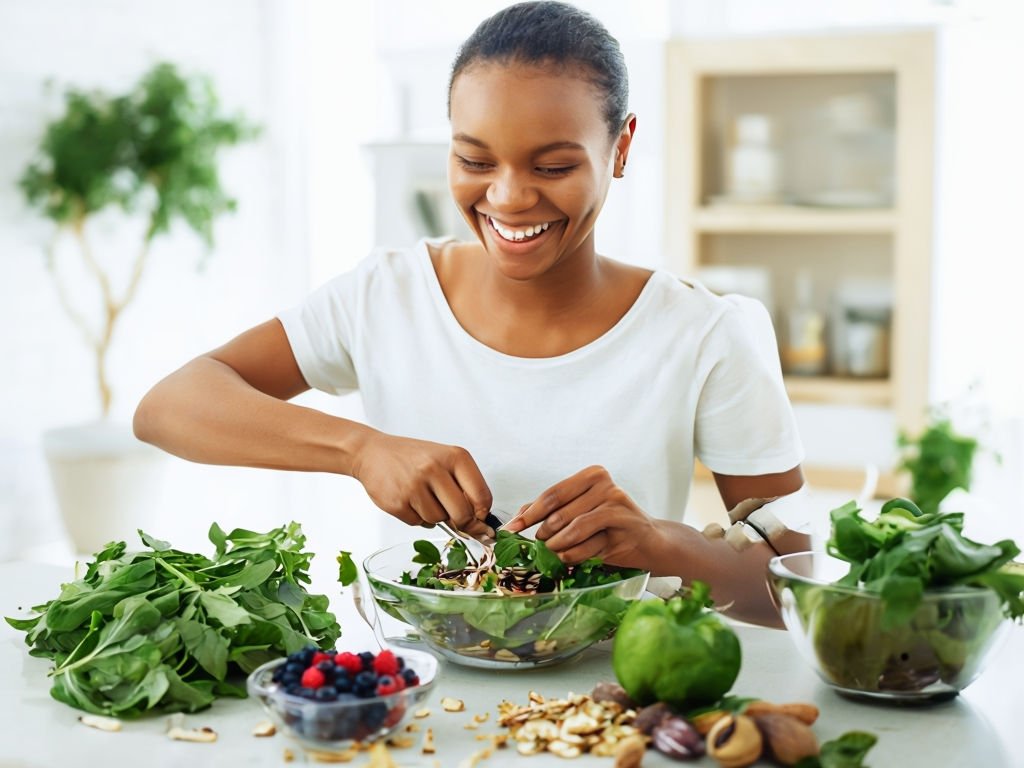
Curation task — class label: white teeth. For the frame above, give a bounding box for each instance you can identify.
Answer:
[489,218,550,242]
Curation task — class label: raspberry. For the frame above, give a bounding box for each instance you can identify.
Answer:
[311,651,333,666]
[301,666,325,689]
[336,652,363,674]
[372,650,400,677]
[391,675,406,692]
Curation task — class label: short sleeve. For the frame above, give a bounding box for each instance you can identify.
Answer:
[277,269,361,396]
[694,294,804,475]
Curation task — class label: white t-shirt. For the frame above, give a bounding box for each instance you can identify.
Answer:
[279,238,803,522]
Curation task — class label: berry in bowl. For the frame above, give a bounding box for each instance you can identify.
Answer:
[247,645,439,751]
[361,532,649,669]
[767,498,1022,703]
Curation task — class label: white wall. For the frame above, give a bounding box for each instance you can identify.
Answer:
[2,0,1020,567]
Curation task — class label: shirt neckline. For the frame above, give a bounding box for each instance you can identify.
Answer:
[415,237,665,367]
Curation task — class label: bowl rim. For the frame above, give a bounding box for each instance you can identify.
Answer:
[246,647,440,708]
[768,550,1002,599]
[362,537,650,601]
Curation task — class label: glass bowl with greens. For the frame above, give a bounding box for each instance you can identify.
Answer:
[768,498,1023,703]
[361,532,649,669]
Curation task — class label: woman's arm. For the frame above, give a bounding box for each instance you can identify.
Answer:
[134,319,372,472]
[134,319,494,533]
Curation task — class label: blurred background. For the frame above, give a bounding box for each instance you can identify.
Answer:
[1,0,1022,578]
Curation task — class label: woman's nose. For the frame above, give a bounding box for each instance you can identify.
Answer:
[487,168,539,212]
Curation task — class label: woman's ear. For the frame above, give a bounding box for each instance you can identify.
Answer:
[614,113,637,178]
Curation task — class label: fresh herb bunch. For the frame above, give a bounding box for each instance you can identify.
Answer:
[828,497,1024,627]
[6,522,340,717]
[400,530,644,592]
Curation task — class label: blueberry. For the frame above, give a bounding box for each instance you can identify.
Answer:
[284,660,305,675]
[353,685,375,699]
[396,656,405,672]
[334,677,353,694]
[296,686,316,699]
[314,685,338,701]
[284,683,300,695]
[363,702,388,730]
[401,668,417,684]
[354,671,376,688]
[316,660,337,680]
[272,665,285,682]
[358,651,375,670]
[377,675,394,689]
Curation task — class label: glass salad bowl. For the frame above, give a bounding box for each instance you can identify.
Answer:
[246,646,439,754]
[768,551,1011,703]
[363,539,649,669]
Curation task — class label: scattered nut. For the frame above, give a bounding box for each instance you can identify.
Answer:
[167,726,217,743]
[614,734,647,768]
[414,707,432,718]
[283,748,295,762]
[79,714,122,732]
[385,735,414,749]
[548,739,582,758]
[422,727,436,754]
[634,702,674,735]
[690,709,729,736]
[707,714,762,768]
[251,720,276,737]
[442,697,466,712]
[652,717,704,760]
[494,648,520,662]
[744,701,819,726]
[366,743,399,768]
[751,713,819,766]
[473,713,490,724]
[592,681,635,710]
[404,722,421,733]
[306,747,357,763]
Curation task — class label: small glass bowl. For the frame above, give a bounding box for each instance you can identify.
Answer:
[246,647,439,752]
[768,551,1010,704]
[363,538,649,669]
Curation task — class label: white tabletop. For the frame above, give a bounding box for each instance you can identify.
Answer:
[2,560,1022,767]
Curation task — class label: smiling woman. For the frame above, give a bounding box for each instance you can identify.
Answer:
[134,0,806,627]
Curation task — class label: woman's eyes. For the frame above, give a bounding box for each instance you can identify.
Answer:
[454,156,577,177]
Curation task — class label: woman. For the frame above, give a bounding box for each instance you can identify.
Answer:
[134,1,806,626]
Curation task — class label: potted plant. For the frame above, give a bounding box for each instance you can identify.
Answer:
[897,410,979,516]
[19,62,257,553]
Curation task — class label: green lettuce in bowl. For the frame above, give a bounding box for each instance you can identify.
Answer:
[356,532,648,669]
[768,498,1024,703]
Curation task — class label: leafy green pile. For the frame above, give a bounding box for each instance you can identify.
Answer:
[795,731,878,768]
[6,522,340,717]
[828,497,1024,627]
[400,530,644,592]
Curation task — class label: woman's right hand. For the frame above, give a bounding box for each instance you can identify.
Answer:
[351,431,494,537]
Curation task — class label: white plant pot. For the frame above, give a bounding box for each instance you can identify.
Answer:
[43,421,166,556]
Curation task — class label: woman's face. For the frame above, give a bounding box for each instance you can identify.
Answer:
[448,61,632,281]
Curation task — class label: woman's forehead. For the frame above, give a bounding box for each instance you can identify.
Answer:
[450,61,607,146]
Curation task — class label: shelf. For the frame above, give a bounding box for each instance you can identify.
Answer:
[784,376,892,407]
[693,205,897,234]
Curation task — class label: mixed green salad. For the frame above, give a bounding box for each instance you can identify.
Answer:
[351,532,647,665]
[7,523,340,717]
[799,497,1024,694]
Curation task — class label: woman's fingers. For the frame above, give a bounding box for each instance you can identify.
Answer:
[503,465,608,533]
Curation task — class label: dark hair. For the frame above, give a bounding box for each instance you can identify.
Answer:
[448,1,629,137]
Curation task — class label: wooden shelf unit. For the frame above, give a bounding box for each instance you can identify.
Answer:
[665,32,935,437]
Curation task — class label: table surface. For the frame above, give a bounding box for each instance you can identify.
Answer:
[2,561,1022,768]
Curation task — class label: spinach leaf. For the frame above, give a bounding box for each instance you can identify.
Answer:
[5,522,340,717]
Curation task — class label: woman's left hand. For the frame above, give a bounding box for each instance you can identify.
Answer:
[502,465,659,568]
